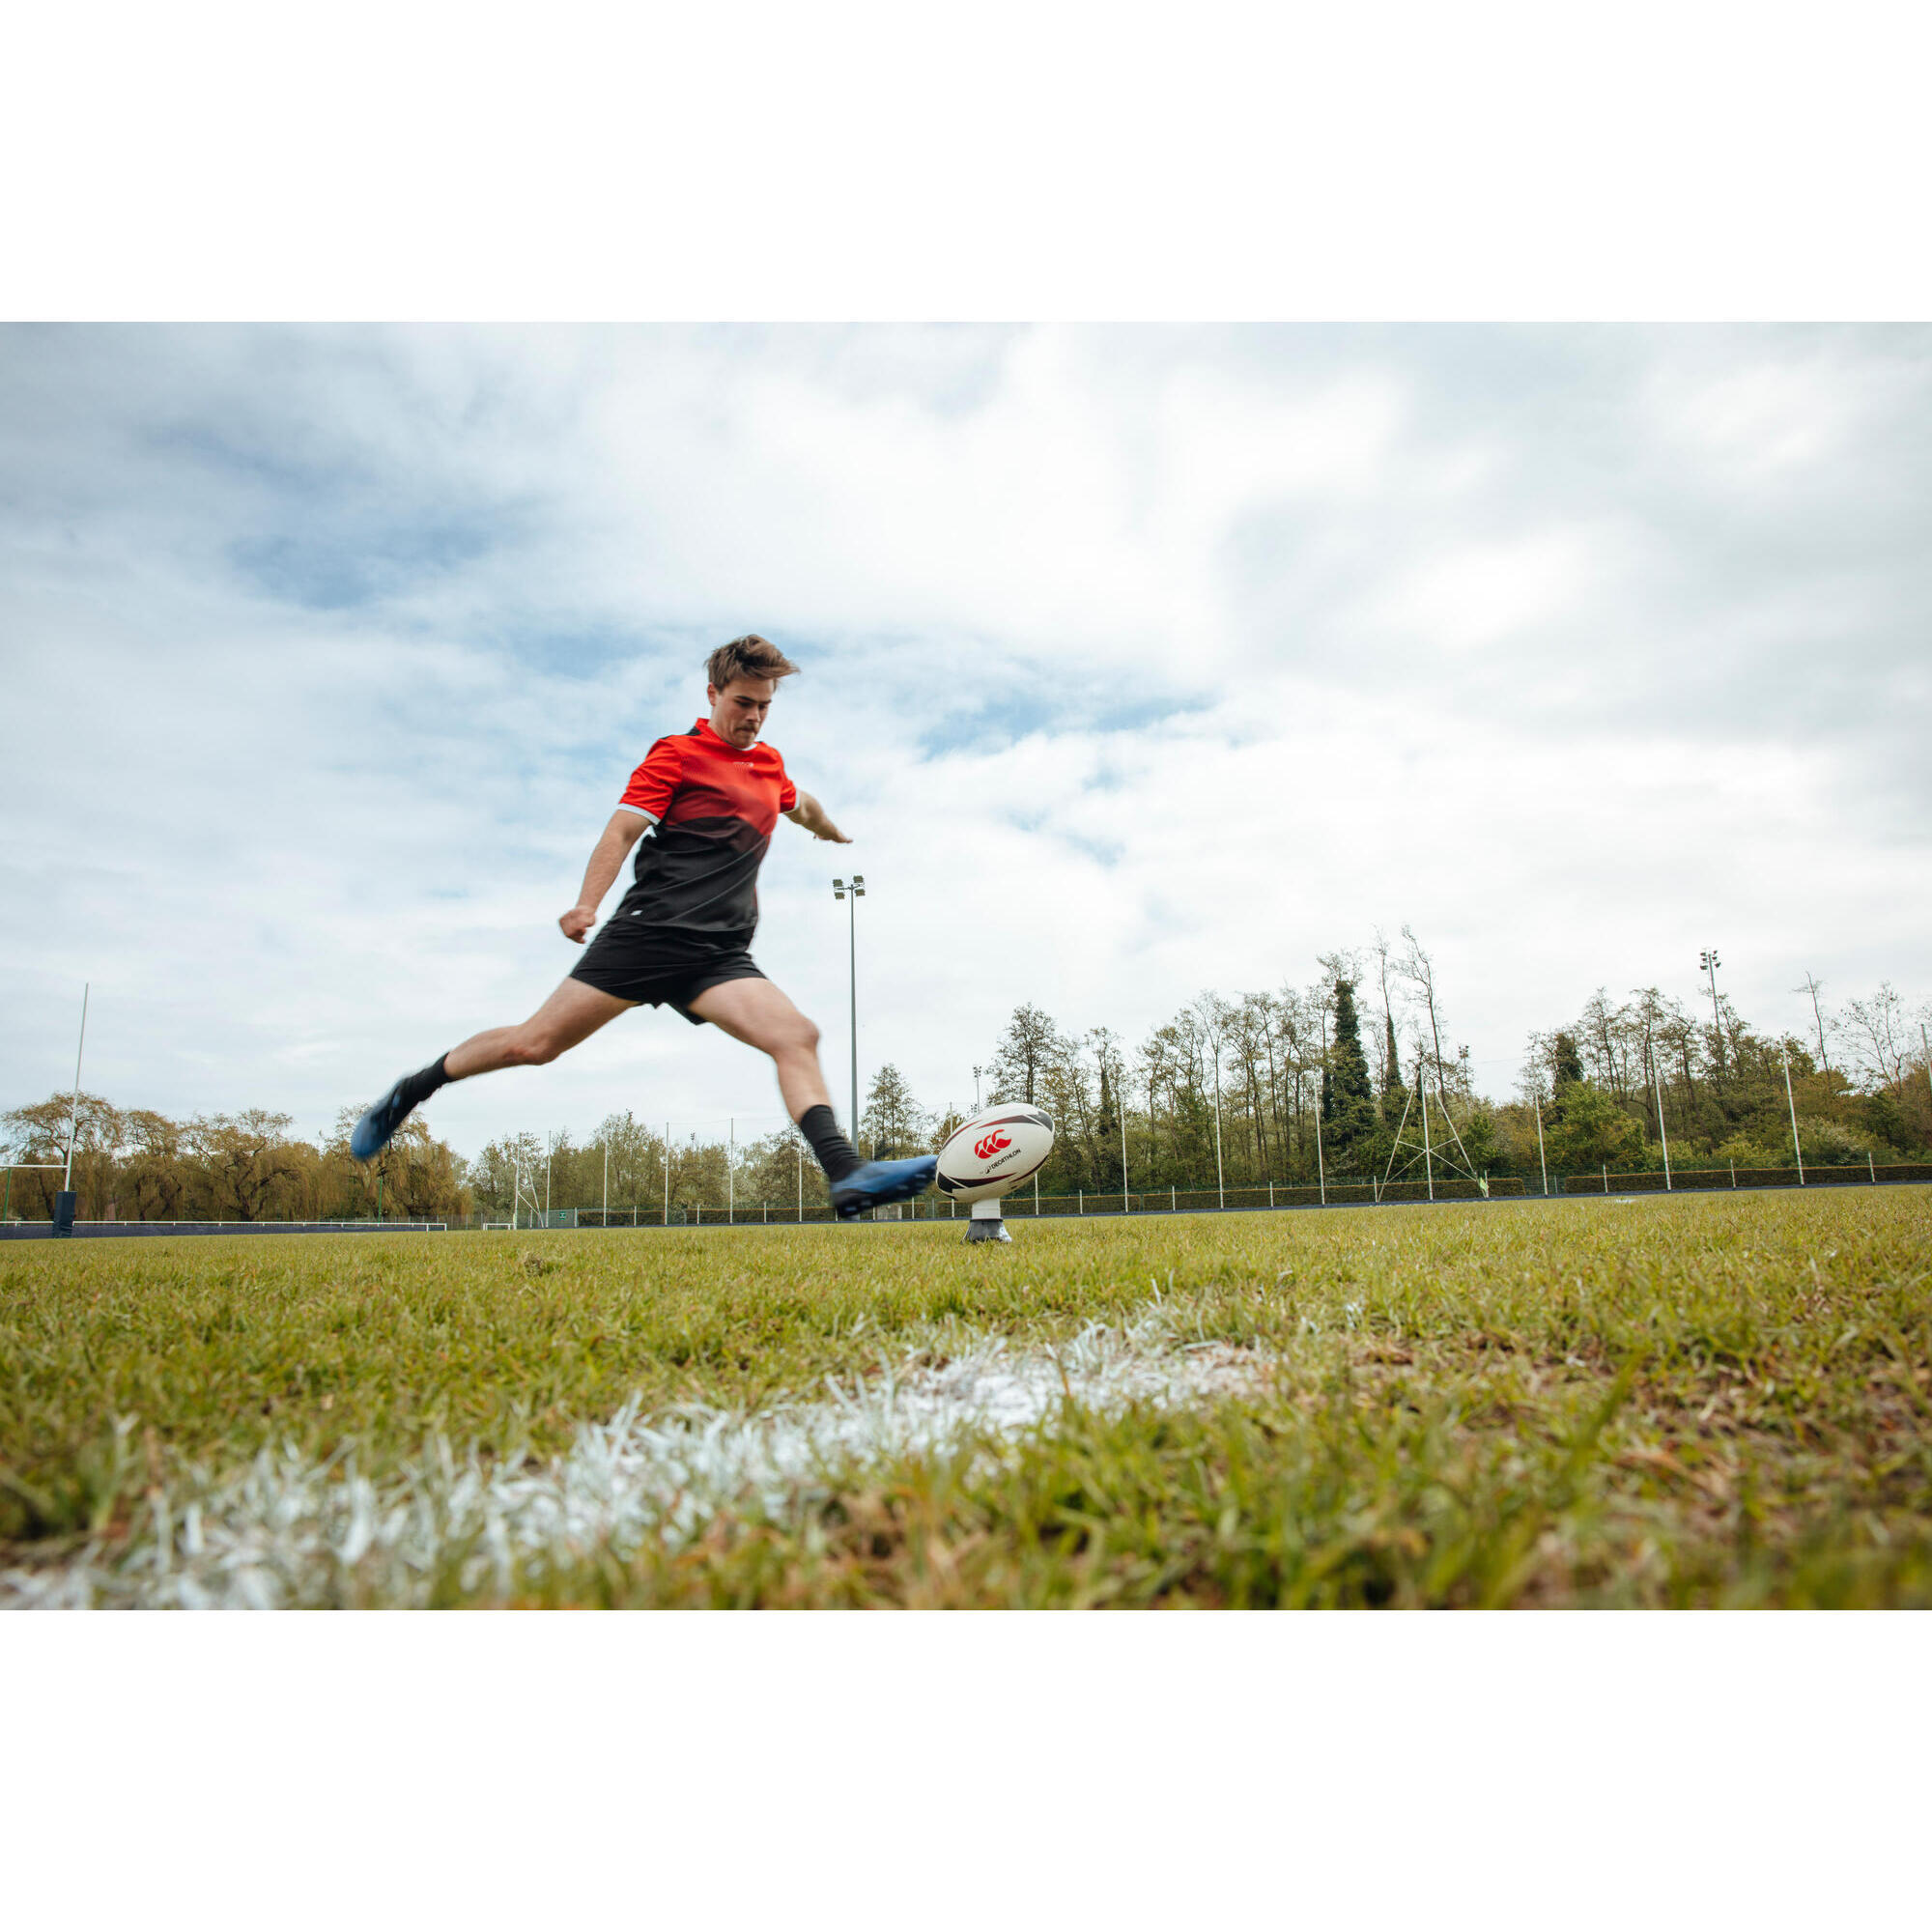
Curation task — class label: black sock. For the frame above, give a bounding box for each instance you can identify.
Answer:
[395,1052,453,1114]
[798,1104,863,1182]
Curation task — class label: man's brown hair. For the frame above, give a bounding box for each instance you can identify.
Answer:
[707,634,800,691]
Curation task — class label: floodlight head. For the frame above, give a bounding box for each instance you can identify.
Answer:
[833,877,844,890]
[853,874,865,887]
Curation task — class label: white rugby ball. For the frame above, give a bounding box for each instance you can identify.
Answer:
[935,1103,1055,1203]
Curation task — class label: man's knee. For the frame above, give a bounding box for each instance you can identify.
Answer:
[765,1009,818,1059]
[505,1028,563,1067]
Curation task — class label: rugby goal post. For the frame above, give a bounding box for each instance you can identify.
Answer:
[499,1142,544,1232]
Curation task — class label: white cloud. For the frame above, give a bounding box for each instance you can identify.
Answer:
[1365,527,1606,655]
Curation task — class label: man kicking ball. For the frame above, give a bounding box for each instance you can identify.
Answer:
[349,634,937,1219]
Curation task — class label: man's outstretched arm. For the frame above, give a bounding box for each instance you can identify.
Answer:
[559,810,653,942]
[784,789,851,844]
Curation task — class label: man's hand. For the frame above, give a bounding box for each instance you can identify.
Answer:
[558,905,597,944]
[786,789,853,843]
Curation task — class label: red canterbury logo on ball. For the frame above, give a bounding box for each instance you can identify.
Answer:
[975,1131,1011,1161]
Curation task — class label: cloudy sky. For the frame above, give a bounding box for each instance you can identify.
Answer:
[3,323,1927,1155]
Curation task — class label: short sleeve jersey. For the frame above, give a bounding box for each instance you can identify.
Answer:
[613,718,798,939]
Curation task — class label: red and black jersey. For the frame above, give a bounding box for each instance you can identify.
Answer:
[611,718,798,939]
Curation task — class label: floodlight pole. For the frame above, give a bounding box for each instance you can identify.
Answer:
[973,1064,985,1109]
[1534,1084,1549,1197]
[64,982,90,1191]
[664,1122,670,1226]
[728,1117,735,1223]
[602,1144,609,1228]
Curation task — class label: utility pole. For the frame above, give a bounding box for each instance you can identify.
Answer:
[1315,1009,1327,1208]
[1651,1048,1672,1191]
[833,875,866,1137]
[1210,1037,1226,1209]
[1782,1046,1805,1185]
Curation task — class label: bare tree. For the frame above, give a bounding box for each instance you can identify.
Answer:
[1794,973,1831,1073]
[1397,925,1452,1087]
[1192,992,1232,1094]
[1838,982,1910,1091]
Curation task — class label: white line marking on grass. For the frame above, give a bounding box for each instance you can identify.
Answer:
[3,1309,1275,1610]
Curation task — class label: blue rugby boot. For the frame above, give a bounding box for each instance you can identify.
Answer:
[832,1154,938,1220]
[350,1079,415,1161]
[350,1054,451,1162]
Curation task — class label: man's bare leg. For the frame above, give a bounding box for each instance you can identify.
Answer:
[351,978,632,1160]
[689,976,936,1217]
[443,978,635,1080]
[685,977,832,1119]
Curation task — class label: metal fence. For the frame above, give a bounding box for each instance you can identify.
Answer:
[9,1161,1928,1239]
[1551,1161,1932,1195]
[0,1219,449,1242]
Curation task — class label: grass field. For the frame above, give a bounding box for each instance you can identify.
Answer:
[3,1187,1928,1607]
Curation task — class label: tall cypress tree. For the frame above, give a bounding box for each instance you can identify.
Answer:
[1381,1013,1404,1124]
[1551,1031,1585,1091]
[1322,980,1377,1162]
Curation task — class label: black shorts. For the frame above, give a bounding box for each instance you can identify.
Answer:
[569,920,765,1025]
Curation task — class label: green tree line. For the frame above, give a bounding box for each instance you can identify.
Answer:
[854,934,1932,1197]
[9,950,1927,1222]
[1,1098,468,1223]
